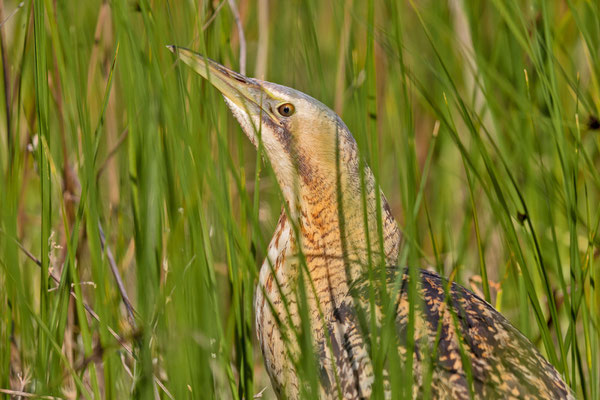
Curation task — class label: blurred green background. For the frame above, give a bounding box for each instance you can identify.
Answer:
[0,0,599,398]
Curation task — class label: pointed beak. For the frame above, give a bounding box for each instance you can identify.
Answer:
[167,45,275,122]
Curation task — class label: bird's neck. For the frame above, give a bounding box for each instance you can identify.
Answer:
[283,136,400,270]
[260,147,401,303]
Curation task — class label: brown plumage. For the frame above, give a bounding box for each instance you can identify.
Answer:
[170,46,574,400]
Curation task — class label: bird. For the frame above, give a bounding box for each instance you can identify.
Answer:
[168,46,574,400]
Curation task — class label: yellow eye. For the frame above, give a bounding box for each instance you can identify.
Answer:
[277,103,295,117]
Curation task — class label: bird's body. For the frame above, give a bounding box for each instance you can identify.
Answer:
[170,47,574,399]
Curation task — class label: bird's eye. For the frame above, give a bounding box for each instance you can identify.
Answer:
[277,103,295,117]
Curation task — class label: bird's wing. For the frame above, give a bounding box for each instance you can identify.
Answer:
[333,268,575,399]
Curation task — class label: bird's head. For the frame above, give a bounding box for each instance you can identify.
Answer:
[170,46,399,264]
[170,47,356,206]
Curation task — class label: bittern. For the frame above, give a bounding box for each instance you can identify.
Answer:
[169,46,574,399]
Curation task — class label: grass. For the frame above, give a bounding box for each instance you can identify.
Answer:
[0,0,599,398]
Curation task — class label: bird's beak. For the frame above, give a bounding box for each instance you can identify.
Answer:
[167,45,276,123]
